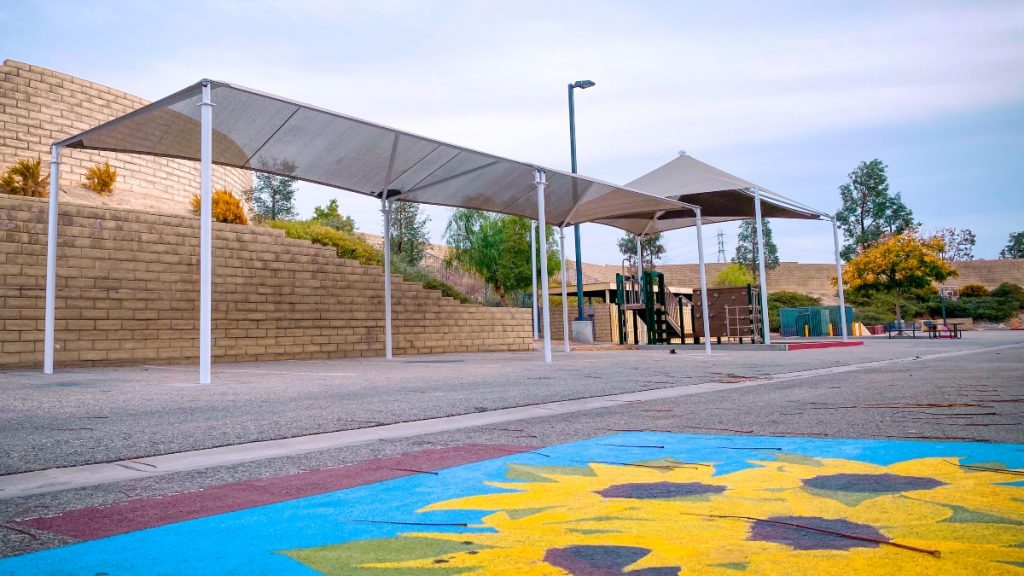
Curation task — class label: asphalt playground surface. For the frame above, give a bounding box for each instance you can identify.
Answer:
[0,331,1022,574]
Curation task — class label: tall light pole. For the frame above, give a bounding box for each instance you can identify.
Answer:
[568,79,595,323]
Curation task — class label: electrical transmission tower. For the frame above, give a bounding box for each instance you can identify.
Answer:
[716,229,727,262]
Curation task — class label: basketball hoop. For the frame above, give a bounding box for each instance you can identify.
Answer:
[940,286,959,301]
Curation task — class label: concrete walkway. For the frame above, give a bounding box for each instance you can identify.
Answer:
[0,331,1021,561]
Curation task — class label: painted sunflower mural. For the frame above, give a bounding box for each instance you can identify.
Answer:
[286,453,1024,575]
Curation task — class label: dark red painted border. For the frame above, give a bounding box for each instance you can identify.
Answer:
[785,340,865,351]
[18,443,535,542]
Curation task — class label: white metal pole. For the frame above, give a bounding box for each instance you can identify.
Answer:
[382,198,393,359]
[635,233,643,283]
[559,227,570,352]
[832,218,849,340]
[695,210,712,355]
[198,82,213,385]
[535,170,552,363]
[753,188,771,345]
[635,233,644,341]
[43,144,61,374]
[530,221,538,340]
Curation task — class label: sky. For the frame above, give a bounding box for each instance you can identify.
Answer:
[3,0,1022,264]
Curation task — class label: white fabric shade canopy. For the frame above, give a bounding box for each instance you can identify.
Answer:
[57,80,690,225]
[45,79,705,381]
[590,152,846,346]
[594,152,828,235]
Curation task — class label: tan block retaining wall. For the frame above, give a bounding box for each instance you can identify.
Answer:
[1,59,251,215]
[0,195,531,368]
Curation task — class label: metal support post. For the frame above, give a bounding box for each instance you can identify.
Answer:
[198,82,213,384]
[753,188,771,345]
[531,221,538,340]
[567,82,587,321]
[560,227,570,352]
[831,218,849,340]
[574,226,585,320]
[635,234,643,287]
[382,198,393,359]
[695,210,712,355]
[43,145,61,374]
[536,170,552,363]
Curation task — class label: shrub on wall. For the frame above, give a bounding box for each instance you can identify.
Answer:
[84,161,117,194]
[766,291,821,332]
[958,284,988,298]
[712,263,756,287]
[928,296,1019,323]
[390,259,474,304]
[856,310,893,326]
[267,220,474,304]
[0,158,49,198]
[991,282,1024,307]
[269,220,382,265]
[190,189,249,225]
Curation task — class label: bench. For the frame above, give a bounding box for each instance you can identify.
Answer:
[887,321,922,339]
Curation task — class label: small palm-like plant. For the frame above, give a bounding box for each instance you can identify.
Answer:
[84,161,118,194]
[191,188,249,225]
[0,158,50,198]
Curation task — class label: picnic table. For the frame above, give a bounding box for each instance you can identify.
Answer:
[887,321,966,339]
[926,321,964,339]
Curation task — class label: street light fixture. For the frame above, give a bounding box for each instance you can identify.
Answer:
[568,79,595,324]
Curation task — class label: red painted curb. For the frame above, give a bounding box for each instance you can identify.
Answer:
[18,443,535,542]
[785,341,866,351]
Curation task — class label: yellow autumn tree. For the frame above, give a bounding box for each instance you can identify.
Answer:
[839,232,956,320]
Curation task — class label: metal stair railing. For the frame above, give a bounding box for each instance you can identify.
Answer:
[620,259,642,308]
[662,286,689,339]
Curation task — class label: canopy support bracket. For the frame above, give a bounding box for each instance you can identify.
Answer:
[405,160,500,195]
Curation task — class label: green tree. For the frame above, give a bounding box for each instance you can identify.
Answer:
[616,233,666,269]
[311,198,355,233]
[836,159,918,261]
[252,171,298,221]
[445,209,560,302]
[1000,231,1024,259]
[712,262,756,287]
[734,219,779,277]
[388,200,430,267]
[840,232,956,320]
[936,227,976,261]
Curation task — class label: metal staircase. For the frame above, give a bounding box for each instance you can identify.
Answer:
[616,269,690,345]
